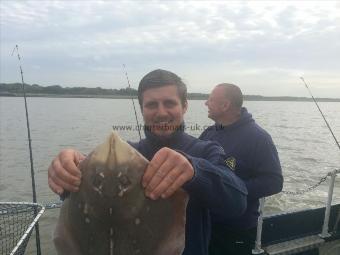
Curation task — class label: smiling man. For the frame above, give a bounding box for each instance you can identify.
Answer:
[200,83,283,255]
[139,83,186,138]
[48,70,247,255]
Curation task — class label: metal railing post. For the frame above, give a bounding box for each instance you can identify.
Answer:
[319,170,338,238]
[252,197,265,254]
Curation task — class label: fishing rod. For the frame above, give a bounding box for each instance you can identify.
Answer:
[11,45,42,255]
[300,77,340,151]
[123,64,142,140]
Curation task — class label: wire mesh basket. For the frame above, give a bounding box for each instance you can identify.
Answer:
[0,202,45,255]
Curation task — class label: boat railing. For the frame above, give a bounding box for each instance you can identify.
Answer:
[252,168,340,254]
[0,202,45,255]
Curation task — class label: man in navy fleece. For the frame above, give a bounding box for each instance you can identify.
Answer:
[200,83,283,255]
[48,70,247,255]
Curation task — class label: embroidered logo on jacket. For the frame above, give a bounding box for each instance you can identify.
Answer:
[224,157,236,171]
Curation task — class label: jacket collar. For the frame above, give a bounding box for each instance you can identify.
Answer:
[144,123,186,148]
[214,107,253,131]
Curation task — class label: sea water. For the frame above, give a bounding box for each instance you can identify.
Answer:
[1,97,339,254]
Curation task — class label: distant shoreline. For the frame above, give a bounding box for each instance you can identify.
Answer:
[1,93,340,102]
[1,83,340,102]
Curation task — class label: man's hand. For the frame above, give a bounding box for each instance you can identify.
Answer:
[142,147,194,200]
[48,149,85,195]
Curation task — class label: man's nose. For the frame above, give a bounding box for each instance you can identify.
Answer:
[157,104,168,116]
[205,100,208,106]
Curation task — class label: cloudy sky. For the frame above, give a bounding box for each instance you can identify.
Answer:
[1,1,339,97]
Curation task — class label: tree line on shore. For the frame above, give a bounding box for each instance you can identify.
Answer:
[0,83,138,96]
[1,83,339,102]
[0,83,211,99]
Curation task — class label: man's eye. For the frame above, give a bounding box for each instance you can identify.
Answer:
[145,102,158,108]
[164,101,177,107]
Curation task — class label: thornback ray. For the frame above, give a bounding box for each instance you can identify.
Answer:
[53,131,188,255]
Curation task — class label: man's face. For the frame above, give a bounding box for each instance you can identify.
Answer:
[205,86,229,121]
[141,85,187,137]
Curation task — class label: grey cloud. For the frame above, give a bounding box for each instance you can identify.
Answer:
[1,1,339,97]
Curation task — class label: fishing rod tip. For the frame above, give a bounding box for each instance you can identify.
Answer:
[11,45,17,56]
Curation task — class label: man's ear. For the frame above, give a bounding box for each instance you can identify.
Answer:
[222,100,231,112]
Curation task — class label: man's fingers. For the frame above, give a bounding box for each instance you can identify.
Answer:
[47,149,83,194]
[51,158,80,186]
[161,173,190,199]
[60,150,82,178]
[147,166,183,200]
[47,149,85,196]
[48,163,80,194]
[144,149,194,200]
[48,175,64,195]
[76,151,86,163]
[142,148,169,187]
[62,159,81,178]
[145,157,175,193]
[53,175,79,192]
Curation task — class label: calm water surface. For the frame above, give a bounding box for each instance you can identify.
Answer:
[0,97,339,254]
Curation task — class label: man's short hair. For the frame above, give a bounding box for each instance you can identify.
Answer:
[217,83,243,108]
[138,69,187,107]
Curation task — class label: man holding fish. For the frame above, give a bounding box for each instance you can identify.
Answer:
[48,69,248,255]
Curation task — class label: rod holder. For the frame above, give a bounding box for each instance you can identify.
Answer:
[319,170,337,238]
[252,197,265,254]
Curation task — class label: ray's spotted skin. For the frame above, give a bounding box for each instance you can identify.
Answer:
[54,132,188,255]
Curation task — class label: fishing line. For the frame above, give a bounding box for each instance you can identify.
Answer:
[300,77,340,151]
[11,44,42,255]
[123,64,142,140]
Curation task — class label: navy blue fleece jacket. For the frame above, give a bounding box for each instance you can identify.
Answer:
[130,128,247,255]
[200,107,283,229]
